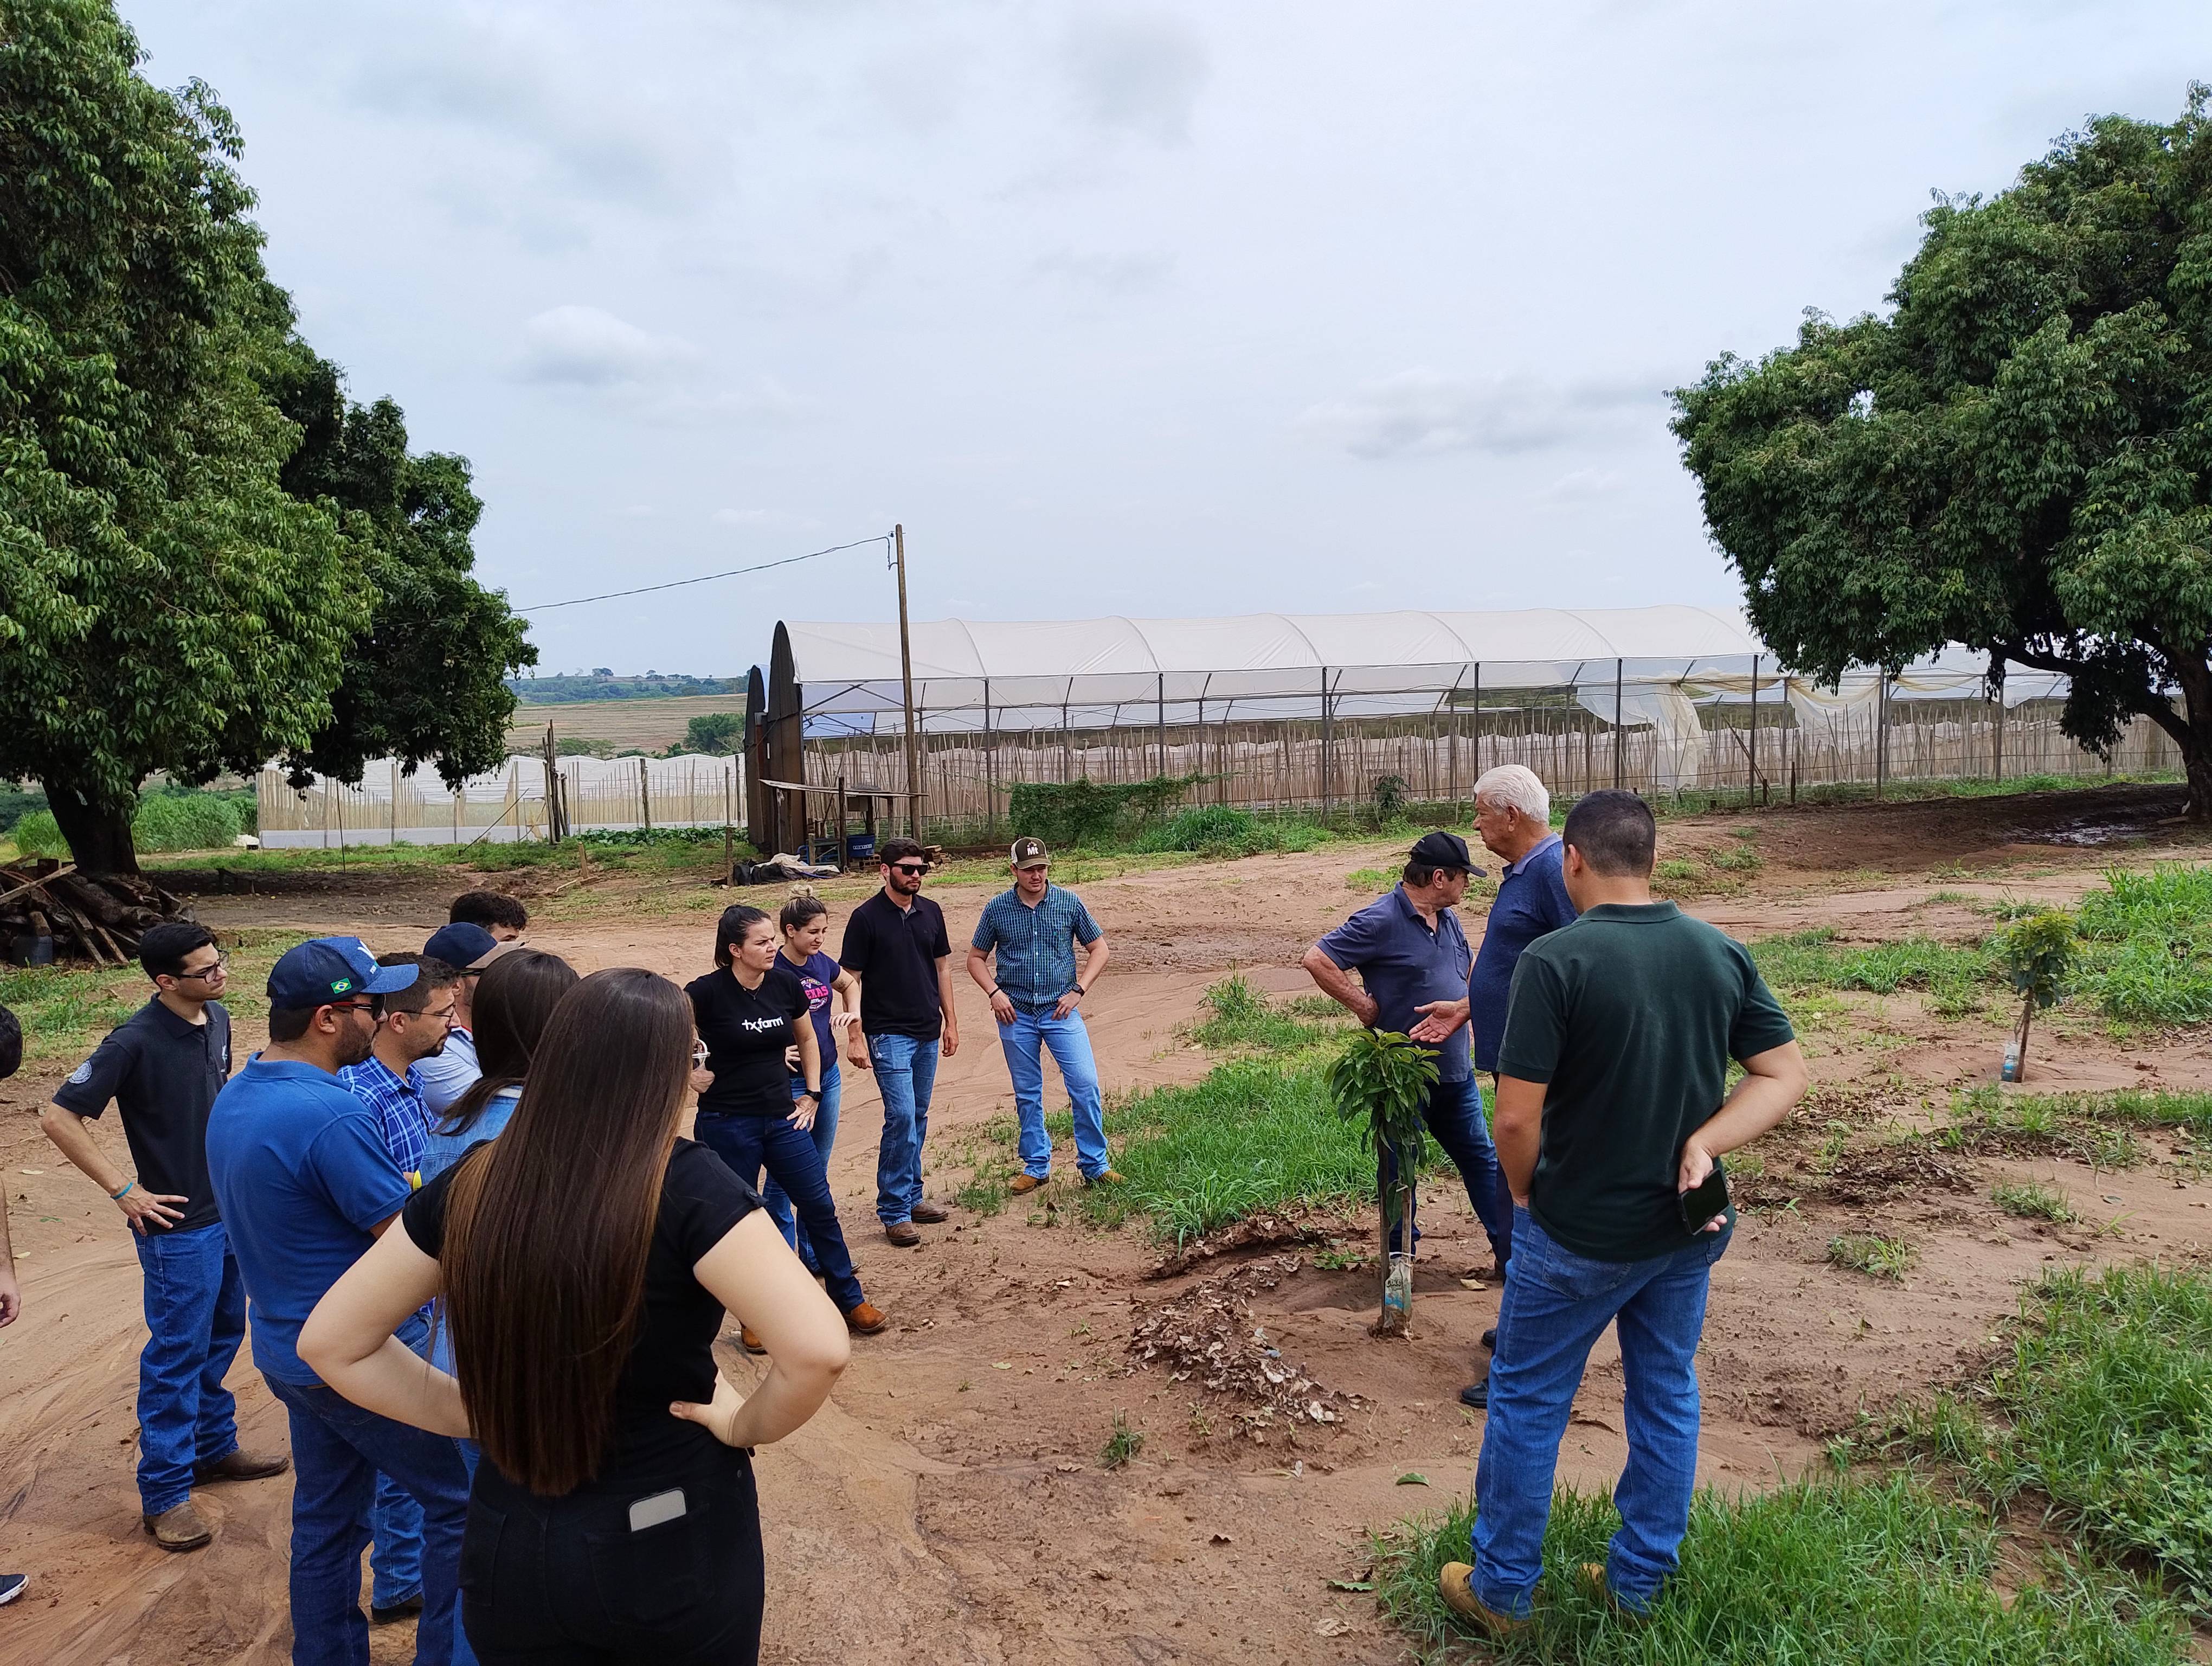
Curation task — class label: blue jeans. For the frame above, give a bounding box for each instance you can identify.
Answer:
[866,1032,939,1226]
[264,1370,477,1666]
[693,1111,867,1312]
[132,1220,246,1516]
[1381,1075,1512,1262]
[368,1323,435,1607]
[998,1007,1111,1180]
[763,1061,843,1271]
[1470,1207,1730,1617]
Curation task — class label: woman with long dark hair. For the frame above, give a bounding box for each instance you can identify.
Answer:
[300,969,849,1664]
[421,949,579,1184]
[687,906,885,1336]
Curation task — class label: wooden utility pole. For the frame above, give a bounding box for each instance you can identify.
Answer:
[1613,658,1625,791]
[894,523,923,838]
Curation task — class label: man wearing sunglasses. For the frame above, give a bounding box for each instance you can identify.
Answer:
[338,952,463,1626]
[41,923,289,1553]
[207,938,477,1666]
[840,836,961,1247]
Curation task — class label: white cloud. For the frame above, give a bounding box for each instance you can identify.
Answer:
[1062,10,1211,144]
[517,306,695,386]
[1298,370,1663,460]
[1030,248,1176,294]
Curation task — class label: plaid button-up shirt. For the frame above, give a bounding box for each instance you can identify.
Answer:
[337,1054,428,1188]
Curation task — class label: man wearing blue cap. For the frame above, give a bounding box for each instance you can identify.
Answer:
[413,923,505,1118]
[205,938,475,1666]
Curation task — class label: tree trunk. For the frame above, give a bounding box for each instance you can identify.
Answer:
[44,783,140,876]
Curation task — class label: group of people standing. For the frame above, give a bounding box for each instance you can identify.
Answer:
[1302,766,1808,1630]
[17,833,1122,1663]
[7,766,1810,1650]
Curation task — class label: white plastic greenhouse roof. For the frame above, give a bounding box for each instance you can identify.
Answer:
[782,607,1769,719]
[774,607,2061,735]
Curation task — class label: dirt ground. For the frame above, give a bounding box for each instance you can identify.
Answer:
[5,783,2210,1664]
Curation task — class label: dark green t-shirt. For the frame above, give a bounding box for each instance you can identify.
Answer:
[1497,901,1795,1264]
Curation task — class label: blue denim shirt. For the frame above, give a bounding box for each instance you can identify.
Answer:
[972,884,1104,1011]
[1469,833,1577,1073]
[1315,885,1475,1081]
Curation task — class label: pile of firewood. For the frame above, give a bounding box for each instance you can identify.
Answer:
[0,863,194,967]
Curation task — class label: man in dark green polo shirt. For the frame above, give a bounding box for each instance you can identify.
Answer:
[1439,791,1807,1632]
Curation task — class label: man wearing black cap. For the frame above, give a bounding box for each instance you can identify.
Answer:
[206,938,476,1666]
[414,922,507,1119]
[1302,832,1514,1276]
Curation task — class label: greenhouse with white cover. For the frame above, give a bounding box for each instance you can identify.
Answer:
[745,605,2181,850]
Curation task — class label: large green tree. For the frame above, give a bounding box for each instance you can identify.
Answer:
[0,2,530,873]
[1673,88,2212,817]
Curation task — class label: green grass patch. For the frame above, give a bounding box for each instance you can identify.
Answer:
[1098,1411,1144,1470]
[14,789,254,858]
[1993,1180,2075,1222]
[2073,867,2212,1027]
[1038,1058,1372,1242]
[1930,1084,2209,1168]
[1752,927,1994,999]
[1374,1475,2183,1663]
[1186,974,1346,1053]
[1346,866,1393,890]
[1909,1265,2212,1618]
[1827,1233,1917,1280]
[0,928,307,1062]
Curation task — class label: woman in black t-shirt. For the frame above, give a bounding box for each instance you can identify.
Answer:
[683,906,885,1336]
[299,968,851,1666]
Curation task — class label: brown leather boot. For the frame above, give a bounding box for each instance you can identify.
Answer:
[143,1500,214,1552]
[884,1221,922,1247]
[1008,1174,1046,1194]
[909,1201,949,1223]
[194,1447,291,1484]
[844,1302,889,1335]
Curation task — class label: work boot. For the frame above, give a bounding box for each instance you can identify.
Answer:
[370,1591,424,1625]
[1458,1377,1490,1411]
[845,1302,890,1335]
[1481,1328,1498,1351]
[1083,1169,1125,1187]
[194,1446,291,1485]
[1009,1174,1047,1195]
[910,1201,949,1224]
[1437,1563,1526,1637]
[143,1500,214,1552]
[884,1221,922,1248]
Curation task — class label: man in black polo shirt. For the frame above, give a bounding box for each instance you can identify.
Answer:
[840,836,961,1247]
[40,924,289,1552]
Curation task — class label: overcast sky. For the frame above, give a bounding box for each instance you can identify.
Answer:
[123,1,2212,677]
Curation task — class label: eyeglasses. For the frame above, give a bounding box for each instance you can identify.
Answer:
[171,953,229,982]
[416,1003,460,1026]
[890,862,930,876]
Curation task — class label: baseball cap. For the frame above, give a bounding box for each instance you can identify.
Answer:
[267,937,419,1009]
[1410,830,1486,877]
[423,922,502,971]
[1010,837,1050,868]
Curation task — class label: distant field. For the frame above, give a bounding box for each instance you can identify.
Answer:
[504,694,746,752]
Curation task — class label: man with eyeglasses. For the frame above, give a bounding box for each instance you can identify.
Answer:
[207,938,477,1666]
[338,952,462,1627]
[840,836,961,1247]
[41,922,289,1553]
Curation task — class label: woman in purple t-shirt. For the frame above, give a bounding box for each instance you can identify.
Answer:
[759,893,861,1302]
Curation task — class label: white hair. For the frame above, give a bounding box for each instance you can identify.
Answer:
[1474,764,1549,825]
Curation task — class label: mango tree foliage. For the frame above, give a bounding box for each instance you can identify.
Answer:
[1673,89,2212,817]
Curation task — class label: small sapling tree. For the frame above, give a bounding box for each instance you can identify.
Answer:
[1326,1028,1437,1336]
[1996,909,2079,1081]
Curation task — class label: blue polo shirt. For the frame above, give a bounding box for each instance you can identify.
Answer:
[1315,886,1474,1081]
[1468,833,1578,1073]
[204,1057,411,1385]
[973,884,1104,1011]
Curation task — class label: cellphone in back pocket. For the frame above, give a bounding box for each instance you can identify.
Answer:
[628,1488,686,1533]
[1677,1164,1729,1234]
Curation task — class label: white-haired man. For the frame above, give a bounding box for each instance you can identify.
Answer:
[1412,764,1578,1406]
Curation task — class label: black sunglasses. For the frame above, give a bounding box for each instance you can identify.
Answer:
[890,861,930,876]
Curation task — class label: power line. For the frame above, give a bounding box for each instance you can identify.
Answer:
[518,533,893,612]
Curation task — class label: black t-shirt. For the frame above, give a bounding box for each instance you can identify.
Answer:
[54,998,233,1233]
[838,890,951,1038]
[403,1137,760,1486]
[686,967,808,1117]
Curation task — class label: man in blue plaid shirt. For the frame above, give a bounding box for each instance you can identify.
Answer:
[966,838,1118,1192]
[336,952,460,1626]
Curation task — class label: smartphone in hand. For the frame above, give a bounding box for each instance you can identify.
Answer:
[1678,1164,1729,1234]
